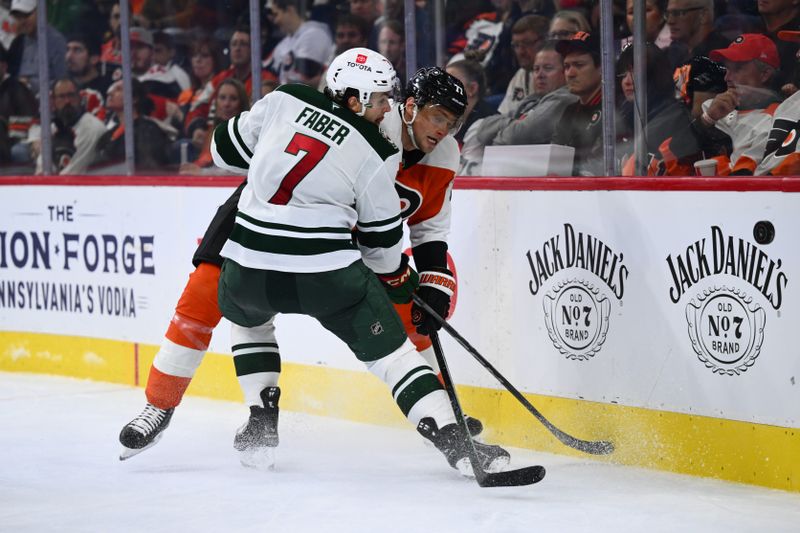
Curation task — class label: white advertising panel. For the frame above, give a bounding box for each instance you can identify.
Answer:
[2,184,798,427]
[443,190,799,428]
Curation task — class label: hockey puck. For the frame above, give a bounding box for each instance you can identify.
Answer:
[753,220,775,245]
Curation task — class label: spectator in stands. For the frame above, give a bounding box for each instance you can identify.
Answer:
[777,29,800,95]
[551,32,605,176]
[265,0,333,87]
[548,10,591,40]
[477,42,578,149]
[756,32,800,174]
[179,78,250,174]
[693,34,784,174]
[665,0,730,68]
[138,0,216,32]
[177,35,222,131]
[153,31,191,92]
[101,4,122,71]
[125,27,185,103]
[378,19,406,83]
[95,78,171,172]
[349,0,382,48]
[616,43,701,175]
[675,55,728,119]
[674,55,731,159]
[66,33,112,98]
[333,14,370,55]
[498,15,550,115]
[184,27,274,129]
[7,0,67,94]
[0,42,36,164]
[758,0,800,89]
[446,57,498,175]
[622,0,672,49]
[39,78,106,175]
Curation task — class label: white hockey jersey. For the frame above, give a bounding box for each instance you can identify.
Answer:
[212,84,403,274]
[756,91,800,176]
[380,104,460,248]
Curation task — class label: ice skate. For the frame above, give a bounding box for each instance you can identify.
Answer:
[417,417,510,477]
[234,386,280,470]
[119,403,174,460]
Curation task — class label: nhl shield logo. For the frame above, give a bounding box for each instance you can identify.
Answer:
[370,321,384,335]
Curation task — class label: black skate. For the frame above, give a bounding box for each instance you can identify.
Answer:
[464,415,483,438]
[119,403,174,461]
[234,386,280,469]
[417,417,510,477]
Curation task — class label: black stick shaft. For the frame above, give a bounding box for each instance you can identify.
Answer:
[413,294,614,455]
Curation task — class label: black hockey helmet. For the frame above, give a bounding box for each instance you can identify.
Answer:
[405,67,468,119]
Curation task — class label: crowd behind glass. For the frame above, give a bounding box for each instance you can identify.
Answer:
[0,0,797,177]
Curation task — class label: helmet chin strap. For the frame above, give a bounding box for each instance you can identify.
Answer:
[401,102,421,150]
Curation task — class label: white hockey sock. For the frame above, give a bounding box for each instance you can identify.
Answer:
[367,339,456,429]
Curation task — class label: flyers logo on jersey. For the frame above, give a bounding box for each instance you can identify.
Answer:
[356,54,367,64]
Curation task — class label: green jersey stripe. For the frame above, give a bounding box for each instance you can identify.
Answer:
[237,211,352,234]
[232,114,254,159]
[395,374,442,416]
[213,121,249,169]
[229,224,357,256]
[232,342,280,352]
[234,351,281,376]
[356,224,403,249]
[357,214,402,229]
[391,365,432,397]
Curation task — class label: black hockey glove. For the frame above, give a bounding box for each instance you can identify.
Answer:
[411,267,456,335]
[377,254,419,304]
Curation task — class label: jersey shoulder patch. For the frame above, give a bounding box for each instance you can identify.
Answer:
[276,84,398,161]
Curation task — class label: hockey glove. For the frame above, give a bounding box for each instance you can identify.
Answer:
[411,268,456,335]
[377,254,419,304]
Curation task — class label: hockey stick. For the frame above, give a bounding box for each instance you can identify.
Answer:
[413,294,615,456]
[429,331,546,487]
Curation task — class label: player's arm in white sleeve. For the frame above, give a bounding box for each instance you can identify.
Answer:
[210,91,274,173]
[354,157,405,275]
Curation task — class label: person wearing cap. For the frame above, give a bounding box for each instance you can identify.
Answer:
[664,0,730,69]
[756,30,800,175]
[758,0,800,88]
[7,0,67,95]
[775,29,800,95]
[550,31,605,176]
[692,34,784,174]
[497,14,549,115]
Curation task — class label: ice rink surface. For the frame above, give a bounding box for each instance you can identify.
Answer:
[1,372,799,533]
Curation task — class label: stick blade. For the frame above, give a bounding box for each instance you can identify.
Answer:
[477,465,546,487]
[566,437,615,456]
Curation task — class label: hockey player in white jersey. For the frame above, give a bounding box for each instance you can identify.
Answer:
[212,48,510,475]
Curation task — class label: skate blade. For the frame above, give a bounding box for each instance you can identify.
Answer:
[119,432,165,461]
[239,446,276,470]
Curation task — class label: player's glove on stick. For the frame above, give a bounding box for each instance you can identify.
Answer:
[377,254,419,304]
[411,268,456,335]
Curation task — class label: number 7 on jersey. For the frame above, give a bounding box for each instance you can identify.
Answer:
[268,132,331,205]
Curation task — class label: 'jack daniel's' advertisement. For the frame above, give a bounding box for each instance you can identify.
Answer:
[666,224,787,376]
[526,223,629,361]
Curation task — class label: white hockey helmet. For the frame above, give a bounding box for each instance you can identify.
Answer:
[325,47,398,111]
